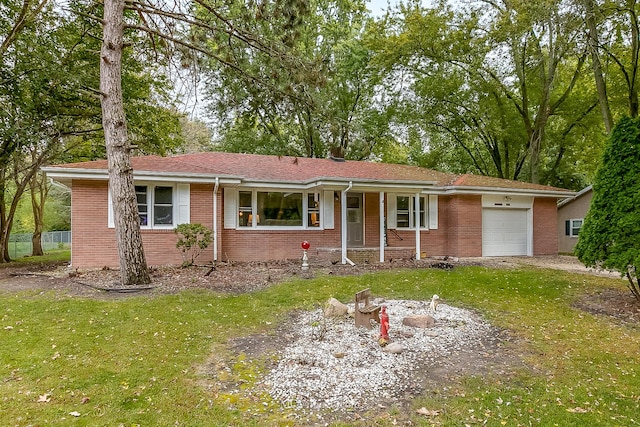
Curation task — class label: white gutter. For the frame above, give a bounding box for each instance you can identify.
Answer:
[415,192,421,261]
[41,167,242,185]
[441,186,575,198]
[379,192,385,263]
[213,177,219,262]
[341,181,355,266]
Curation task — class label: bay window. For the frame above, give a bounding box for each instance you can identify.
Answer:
[226,189,323,229]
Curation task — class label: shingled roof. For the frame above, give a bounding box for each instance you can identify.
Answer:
[44,151,573,196]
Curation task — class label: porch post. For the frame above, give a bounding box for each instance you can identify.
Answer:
[341,181,352,264]
[415,192,421,260]
[213,177,219,262]
[379,192,385,263]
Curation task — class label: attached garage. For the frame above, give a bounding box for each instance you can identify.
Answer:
[482,195,533,256]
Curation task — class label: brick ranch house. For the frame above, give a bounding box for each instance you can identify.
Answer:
[43,152,574,268]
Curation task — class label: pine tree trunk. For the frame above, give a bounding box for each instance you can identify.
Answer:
[101,0,150,285]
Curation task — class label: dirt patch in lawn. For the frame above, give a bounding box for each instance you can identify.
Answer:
[2,255,638,424]
[1,256,637,321]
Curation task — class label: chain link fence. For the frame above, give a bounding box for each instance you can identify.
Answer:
[8,231,71,258]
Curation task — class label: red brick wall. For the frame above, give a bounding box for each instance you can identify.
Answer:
[71,180,214,268]
[447,195,483,257]
[533,197,558,255]
[363,193,380,247]
[70,181,558,267]
[71,180,119,268]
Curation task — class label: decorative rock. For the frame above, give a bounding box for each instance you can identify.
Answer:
[333,352,346,358]
[383,342,404,354]
[402,314,436,328]
[398,330,415,338]
[324,298,348,317]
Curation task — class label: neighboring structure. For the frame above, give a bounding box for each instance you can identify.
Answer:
[557,186,593,254]
[43,152,574,268]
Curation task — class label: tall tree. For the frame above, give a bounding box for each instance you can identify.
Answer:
[202,0,384,159]
[584,0,614,133]
[101,0,150,285]
[372,0,599,186]
[581,0,640,126]
[0,0,183,264]
[575,116,640,300]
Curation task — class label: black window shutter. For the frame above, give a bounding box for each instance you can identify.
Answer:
[565,220,570,236]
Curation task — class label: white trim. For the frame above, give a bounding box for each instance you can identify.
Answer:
[482,194,533,209]
[323,190,334,229]
[379,192,385,263]
[415,192,421,260]
[107,189,114,228]
[428,195,438,229]
[387,193,397,228]
[227,188,326,230]
[176,184,190,225]
[566,218,584,237]
[558,185,592,208]
[213,178,219,261]
[389,194,428,230]
[107,182,184,229]
[223,187,237,229]
[341,181,352,265]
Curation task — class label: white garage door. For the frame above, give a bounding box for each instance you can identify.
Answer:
[482,208,529,256]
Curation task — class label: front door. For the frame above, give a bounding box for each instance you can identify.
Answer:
[347,193,364,247]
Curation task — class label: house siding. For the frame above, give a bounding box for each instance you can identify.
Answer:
[71,180,214,268]
[71,180,119,268]
[533,198,558,255]
[68,180,563,267]
[557,191,592,254]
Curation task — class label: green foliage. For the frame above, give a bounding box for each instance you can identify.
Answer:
[174,223,213,266]
[370,1,602,187]
[575,116,640,298]
[200,0,386,159]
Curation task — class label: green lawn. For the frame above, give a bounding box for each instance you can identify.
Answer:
[0,264,638,426]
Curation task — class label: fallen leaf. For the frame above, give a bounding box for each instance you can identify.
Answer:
[37,393,51,403]
[567,407,588,413]
[69,411,81,417]
[416,407,440,416]
[81,396,90,404]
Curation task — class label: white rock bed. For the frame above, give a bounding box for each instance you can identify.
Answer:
[262,299,498,414]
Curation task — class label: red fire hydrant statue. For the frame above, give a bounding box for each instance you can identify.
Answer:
[379,305,389,346]
[301,240,310,271]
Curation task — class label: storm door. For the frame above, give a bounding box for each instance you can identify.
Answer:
[346,193,364,247]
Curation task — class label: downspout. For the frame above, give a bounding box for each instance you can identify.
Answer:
[341,181,355,265]
[415,192,421,260]
[379,192,385,263]
[213,177,219,262]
